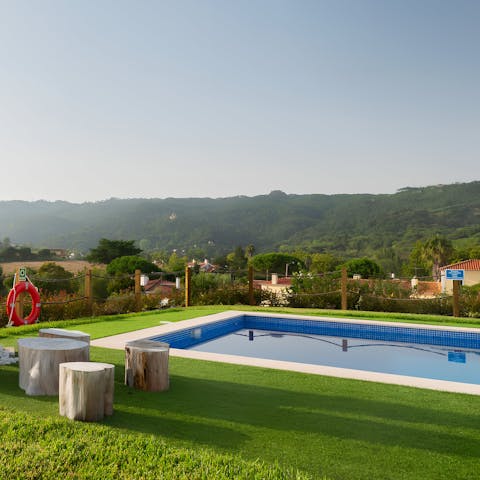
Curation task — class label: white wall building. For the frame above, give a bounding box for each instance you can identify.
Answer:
[440,259,480,293]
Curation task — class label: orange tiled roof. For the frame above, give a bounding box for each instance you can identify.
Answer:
[253,278,292,287]
[440,259,480,271]
[144,278,176,292]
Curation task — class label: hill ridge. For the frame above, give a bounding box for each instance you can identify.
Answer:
[0,181,479,260]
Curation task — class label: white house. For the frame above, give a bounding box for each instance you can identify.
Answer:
[440,259,480,293]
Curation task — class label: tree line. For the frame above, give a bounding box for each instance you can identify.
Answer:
[1,182,480,261]
[0,237,58,263]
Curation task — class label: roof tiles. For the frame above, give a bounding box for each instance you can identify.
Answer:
[440,259,480,271]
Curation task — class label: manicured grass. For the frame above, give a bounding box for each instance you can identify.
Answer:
[0,408,308,480]
[1,347,480,479]
[1,307,480,479]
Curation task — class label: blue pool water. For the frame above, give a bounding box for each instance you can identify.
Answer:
[151,314,480,385]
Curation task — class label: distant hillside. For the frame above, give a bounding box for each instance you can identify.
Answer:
[0,182,479,260]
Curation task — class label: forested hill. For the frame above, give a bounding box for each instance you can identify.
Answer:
[0,181,479,259]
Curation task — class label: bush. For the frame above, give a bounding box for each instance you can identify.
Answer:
[460,284,480,317]
[191,273,233,291]
[40,295,91,322]
[192,285,259,306]
[33,263,77,294]
[356,294,453,315]
[288,291,342,309]
[289,272,342,309]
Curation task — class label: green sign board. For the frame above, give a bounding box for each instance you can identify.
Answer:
[18,267,27,282]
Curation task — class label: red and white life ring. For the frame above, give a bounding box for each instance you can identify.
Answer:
[6,282,41,326]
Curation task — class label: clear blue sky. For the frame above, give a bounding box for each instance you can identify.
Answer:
[0,0,478,202]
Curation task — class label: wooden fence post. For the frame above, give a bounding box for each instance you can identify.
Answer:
[85,269,93,315]
[248,265,255,306]
[452,280,461,317]
[135,269,141,312]
[185,266,191,307]
[14,267,25,320]
[341,267,348,311]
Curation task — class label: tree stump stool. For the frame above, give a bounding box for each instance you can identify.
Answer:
[0,346,17,365]
[39,328,90,360]
[125,339,169,392]
[18,338,89,396]
[59,362,115,422]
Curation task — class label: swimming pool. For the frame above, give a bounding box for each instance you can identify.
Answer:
[188,329,480,384]
[148,311,480,395]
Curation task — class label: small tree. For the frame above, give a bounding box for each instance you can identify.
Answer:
[106,255,160,294]
[166,252,187,274]
[107,255,160,275]
[87,239,141,264]
[251,253,305,276]
[226,246,247,271]
[310,253,342,274]
[342,258,383,279]
[35,262,76,294]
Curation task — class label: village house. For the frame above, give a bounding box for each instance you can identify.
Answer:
[440,259,480,294]
[253,273,292,305]
[187,259,217,273]
[143,278,177,296]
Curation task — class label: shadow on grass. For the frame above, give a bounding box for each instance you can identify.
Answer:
[106,369,480,457]
[3,349,480,459]
[106,406,249,448]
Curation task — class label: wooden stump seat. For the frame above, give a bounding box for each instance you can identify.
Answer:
[39,328,90,359]
[39,328,90,344]
[18,337,89,396]
[59,362,115,422]
[125,339,169,392]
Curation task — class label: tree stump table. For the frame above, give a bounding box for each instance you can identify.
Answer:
[18,338,89,396]
[125,339,170,392]
[59,362,115,422]
[39,328,90,360]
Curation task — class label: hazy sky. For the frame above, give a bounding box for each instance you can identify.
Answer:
[0,0,478,202]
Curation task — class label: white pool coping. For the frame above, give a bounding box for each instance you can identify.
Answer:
[91,310,480,395]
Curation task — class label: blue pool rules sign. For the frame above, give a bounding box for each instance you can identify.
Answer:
[445,269,464,280]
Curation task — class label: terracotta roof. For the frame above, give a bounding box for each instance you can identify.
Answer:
[186,259,217,272]
[253,278,292,287]
[440,259,480,271]
[144,278,176,292]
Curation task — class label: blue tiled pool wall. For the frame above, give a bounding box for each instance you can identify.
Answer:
[151,315,480,350]
[244,316,480,349]
[151,316,244,349]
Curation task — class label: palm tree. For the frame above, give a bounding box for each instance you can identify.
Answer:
[419,235,454,281]
[245,244,255,259]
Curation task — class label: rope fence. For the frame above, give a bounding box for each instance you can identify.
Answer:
[1,264,479,326]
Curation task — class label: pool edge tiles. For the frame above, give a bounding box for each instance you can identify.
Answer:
[150,311,480,350]
[170,347,480,395]
[91,310,480,395]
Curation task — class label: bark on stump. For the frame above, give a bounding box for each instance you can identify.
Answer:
[18,338,89,396]
[125,339,169,392]
[39,328,90,360]
[59,362,115,422]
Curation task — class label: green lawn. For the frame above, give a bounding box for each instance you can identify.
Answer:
[1,307,480,479]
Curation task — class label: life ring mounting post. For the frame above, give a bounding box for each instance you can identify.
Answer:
[6,281,41,326]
